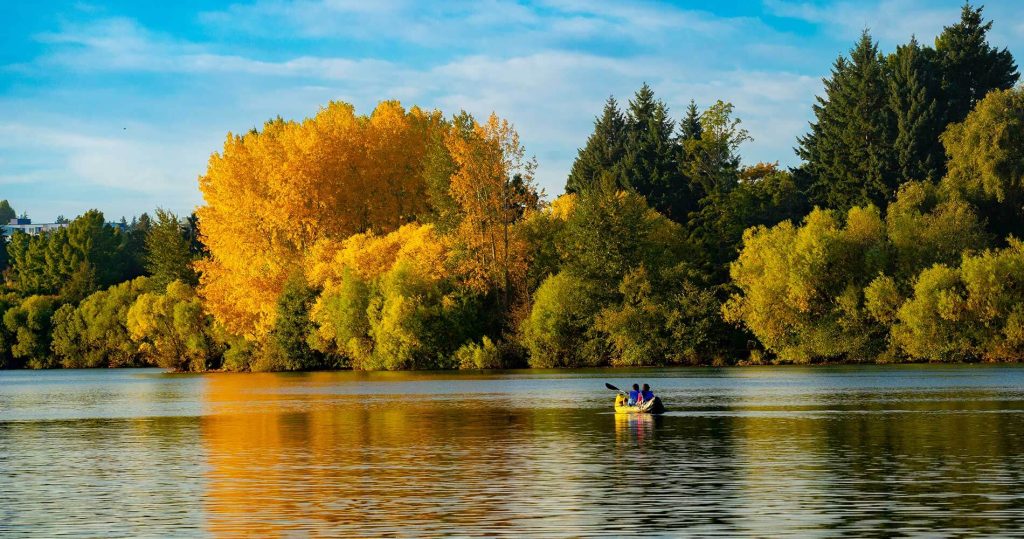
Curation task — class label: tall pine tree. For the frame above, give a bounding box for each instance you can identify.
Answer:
[565,96,626,194]
[618,84,683,219]
[935,4,1019,126]
[0,228,8,276]
[673,100,710,221]
[798,31,897,211]
[679,100,703,141]
[0,200,15,224]
[888,37,943,184]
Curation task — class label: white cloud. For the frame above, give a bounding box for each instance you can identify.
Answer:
[12,0,1024,220]
[0,121,208,214]
[198,0,770,52]
[4,7,826,207]
[764,0,960,44]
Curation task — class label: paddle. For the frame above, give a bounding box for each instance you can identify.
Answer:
[605,382,622,392]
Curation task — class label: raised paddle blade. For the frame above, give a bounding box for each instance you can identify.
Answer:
[605,383,620,392]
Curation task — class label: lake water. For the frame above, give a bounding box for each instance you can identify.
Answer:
[3,365,1024,537]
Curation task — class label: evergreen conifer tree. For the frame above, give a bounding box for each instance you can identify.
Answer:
[618,84,682,219]
[680,100,702,141]
[671,99,711,221]
[889,37,943,184]
[565,96,626,194]
[798,31,897,211]
[0,200,15,224]
[145,209,198,289]
[0,228,8,275]
[935,4,1019,126]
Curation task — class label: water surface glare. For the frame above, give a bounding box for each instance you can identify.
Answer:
[3,365,1024,536]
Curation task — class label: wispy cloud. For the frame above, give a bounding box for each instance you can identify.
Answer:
[766,0,960,44]
[198,0,770,52]
[3,0,1023,221]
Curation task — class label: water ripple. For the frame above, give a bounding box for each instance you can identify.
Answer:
[4,366,1024,536]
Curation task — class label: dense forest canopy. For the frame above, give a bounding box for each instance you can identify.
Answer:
[1,4,1022,370]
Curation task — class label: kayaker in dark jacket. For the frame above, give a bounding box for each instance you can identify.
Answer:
[628,384,641,406]
[641,383,655,403]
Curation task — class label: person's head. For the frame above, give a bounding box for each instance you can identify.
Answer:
[642,383,650,392]
[632,383,639,391]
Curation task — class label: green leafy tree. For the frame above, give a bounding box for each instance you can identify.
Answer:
[890,264,969,361]
[419,113,469,233]
[4,210,130,300]
[362,263,483,371]
[266,272,322,371]
[595,266,724,366]
[311,264,485,372]
[941,86,1024,239]
[4,231,46,294]
[891,240,1024,362]
[51,277,151,368]
[2,295,60,369]
[0,292,20,368]
[559,184,688,290]
[520,272,604,368]
[522,186,700,367]
[724,207,890,362]
[127,280,223,372]
[688,163,810,282]
[516,200,570,294]
[310,270,372,365]
[885,181,988,279]
[680,100,750,200]
[864,274,904,327]
[454,336,503,369]
[64,210,127,292]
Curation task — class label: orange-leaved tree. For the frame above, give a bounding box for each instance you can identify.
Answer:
[196,101,442,337]
[445,113,540,307]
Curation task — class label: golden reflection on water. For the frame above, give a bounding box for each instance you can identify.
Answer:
[613,412,654,446]
[7,367,1024,536]
[199,373,619,536]
[191,371,1024,536]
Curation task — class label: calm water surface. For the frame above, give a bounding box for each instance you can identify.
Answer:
[3,365,1024,537]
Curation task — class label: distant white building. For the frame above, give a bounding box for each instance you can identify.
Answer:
[2,217,69,237]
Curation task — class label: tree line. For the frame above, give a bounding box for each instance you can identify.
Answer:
[0,4,1021,370]
[0,207,207,368]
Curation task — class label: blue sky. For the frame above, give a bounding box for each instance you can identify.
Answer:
[2,1,1023,222]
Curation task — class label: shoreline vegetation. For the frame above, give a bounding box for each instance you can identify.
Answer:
[2,5,1024,373]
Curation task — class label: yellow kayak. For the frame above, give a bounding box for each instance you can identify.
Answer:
[614,395,665,414]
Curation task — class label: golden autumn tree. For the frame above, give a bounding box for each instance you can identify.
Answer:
[305,223,455,368]
[197,101,442,337]
[445,113,539,307]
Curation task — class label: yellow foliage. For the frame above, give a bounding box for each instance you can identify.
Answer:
[197,101,443,336]
[548,193,576,221]
[445,113,538,295]
[305,223,449,288]
[307,223,450,361]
